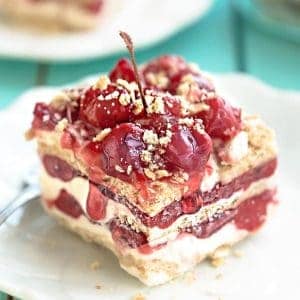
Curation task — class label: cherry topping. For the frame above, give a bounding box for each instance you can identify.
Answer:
[163,124,212,174]
[110,220,147,248]
[109,58,136,83]
[86,183,107,221]
[32,102,62,131]
[84,123,146,182]
[43,155,76,181]
[142,55,214,94]
[196,97,241,141]
[234,189,276,231]
[181,194,203,214]
[85,0,103,14]
[53,189,83,218]
[79,85,134,129]
[143,55,188,80]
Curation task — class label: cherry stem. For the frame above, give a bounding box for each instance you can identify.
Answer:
[119,31,146,108]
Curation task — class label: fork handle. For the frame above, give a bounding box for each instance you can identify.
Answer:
[0,185,40,225]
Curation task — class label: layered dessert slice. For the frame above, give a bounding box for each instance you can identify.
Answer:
[27,51,278,286]
[0,0,103,31]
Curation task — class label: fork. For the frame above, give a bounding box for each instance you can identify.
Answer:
[0,168,40,225]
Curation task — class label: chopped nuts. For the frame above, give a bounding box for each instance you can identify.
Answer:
[140,150,152,163]
[144,168,156,180]
[94,75,110,90]
[143,129,159,145]
[115,165,125,173]
[51,92,71,111]
[93,128,112,142]
[145,71,169,89]
[155,169,170,179]
[179,117,194,127]
[159,130,172,146]
[55,118,68,132]
[119,93,131,106]
[145,95,165,114]
[126,165,133,175]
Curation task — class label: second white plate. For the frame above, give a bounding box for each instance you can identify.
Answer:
[0,0,213,62]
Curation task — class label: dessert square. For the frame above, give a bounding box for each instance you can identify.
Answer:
[0,0,103,31]
[27,54,278,286]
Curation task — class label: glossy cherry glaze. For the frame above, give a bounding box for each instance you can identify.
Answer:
[47,189,83,219]
[32,55,243,200]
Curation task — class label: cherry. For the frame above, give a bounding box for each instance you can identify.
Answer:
[54,189,83,218]
[181,194,203,214]
[169,70,214,95]
[163,124,212,174]
[86,183,107,220]
[196,97,241,141]
[109,58,136,83]
[85,0,103,14]
[95,123,145,182]
[32,102,61,131]
[110,220,147,248]
[154,201,182,229]
[79,85,134,129]
[43,155,76,181]
[234,189,275,232]
[142,55,214,95]
[143,55,188,79]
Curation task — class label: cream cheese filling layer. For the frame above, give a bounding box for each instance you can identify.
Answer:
[43,201,276,286]
[40,166,275,246]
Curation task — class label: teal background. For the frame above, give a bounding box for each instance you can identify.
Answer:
[0,0,299,298]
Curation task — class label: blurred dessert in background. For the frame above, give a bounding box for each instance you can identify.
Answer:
[0,0,103,31]
[255,0,300,25]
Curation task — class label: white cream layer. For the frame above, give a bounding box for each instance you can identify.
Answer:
[44,200,276,286]
[40,166,275,246]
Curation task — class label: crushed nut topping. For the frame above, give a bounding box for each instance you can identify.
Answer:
[159,130,172,146]
[145,71,169,89]
[55,118,68,132]
[144,168,156,180]
[179,117,194,127]
[119,93,131,106]
[143,129,159,145]
[126,165,133,175]
[145,95,165,114]
[94,75,111,90]
[93,128,112,142]
[140,150,152,163]
[115,165,125,173]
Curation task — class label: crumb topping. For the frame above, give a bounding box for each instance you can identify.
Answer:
[145,94,165,114]
[145,71,169,89]
[93,128,112,142]
[143,130,159,145]
[55,118,68,132]
[94,75,111,90]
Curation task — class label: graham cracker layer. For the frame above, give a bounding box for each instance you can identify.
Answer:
[34,115,277,216]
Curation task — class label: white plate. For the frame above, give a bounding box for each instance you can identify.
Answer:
[0,74,299,299]
[0,0,213,62]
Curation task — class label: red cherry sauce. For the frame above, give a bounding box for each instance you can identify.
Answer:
[43,155,76,181]
[234,189,277,231]
[47,189,83,219]
[86,182,108,221]
[42,155,277,229]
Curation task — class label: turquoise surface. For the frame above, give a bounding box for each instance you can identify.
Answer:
[0,0,299,298]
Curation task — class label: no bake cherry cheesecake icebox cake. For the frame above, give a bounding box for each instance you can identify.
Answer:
[26,34,278,286]
[0,0,103,31]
